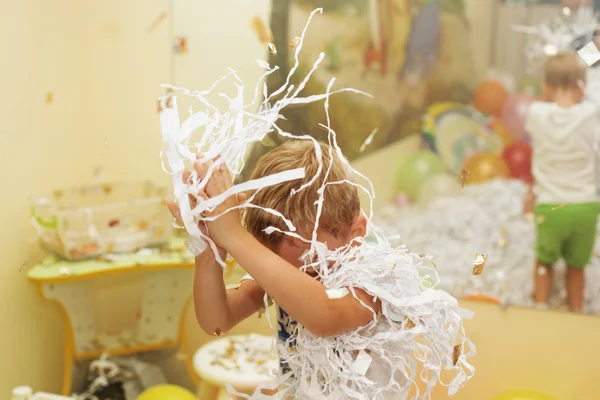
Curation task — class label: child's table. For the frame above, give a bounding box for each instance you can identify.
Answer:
[27,237,213,396]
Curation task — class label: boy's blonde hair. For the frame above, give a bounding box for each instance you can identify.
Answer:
[245,141,360,250]
[543,51,587,89]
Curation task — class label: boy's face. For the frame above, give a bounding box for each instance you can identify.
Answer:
[275,215,367,269]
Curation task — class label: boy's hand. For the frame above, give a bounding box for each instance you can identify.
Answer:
[165,167,246,261]
[193,155,247,249]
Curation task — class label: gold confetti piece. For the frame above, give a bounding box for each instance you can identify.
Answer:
[105,135,109,149]
[552,203,570,211]
[537,266,547,276]
[460,169,469,187]
[496,237,507,248]
[157,96,174,113]
[249,16,272,45]
[268,42,277,55]
[138,220,149,230]
[472,254,488,276]
[289,37,301,48]
[452,343,462,365]
[46,92,53,104]
[536,215,546,224]
[404,318,416,329]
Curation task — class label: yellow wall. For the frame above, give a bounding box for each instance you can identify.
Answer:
[0,0,170,395]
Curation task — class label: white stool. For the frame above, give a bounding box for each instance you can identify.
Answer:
[193,334,279,400]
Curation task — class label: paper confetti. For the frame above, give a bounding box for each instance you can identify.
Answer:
[289,36,301,48]
[359,128,378,153]
[472,254,488,276]
[578,41,600,66]
[552,203,570,211]
[268,43,277,55]
[453,343,462,366]
[249,16,272,45]
[147,11,168,33]
[460,169,469,187]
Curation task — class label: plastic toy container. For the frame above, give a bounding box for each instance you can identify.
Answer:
[31,182,172,261]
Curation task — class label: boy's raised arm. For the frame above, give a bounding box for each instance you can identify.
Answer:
[224,231,381,338]
[192,256,265,335]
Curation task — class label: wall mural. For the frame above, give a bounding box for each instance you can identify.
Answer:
[241,0,477,179]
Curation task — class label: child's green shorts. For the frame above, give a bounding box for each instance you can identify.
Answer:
[535,202,599,268]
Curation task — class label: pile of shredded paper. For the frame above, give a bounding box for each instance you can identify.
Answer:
[159,8,474,399]
[377,179,600,314]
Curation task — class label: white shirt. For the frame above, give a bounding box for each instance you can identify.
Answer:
[525,100,600,204]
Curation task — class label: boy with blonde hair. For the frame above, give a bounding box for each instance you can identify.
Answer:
[168,140,378,363]
[525,51,600,312]
[167,137,473,397]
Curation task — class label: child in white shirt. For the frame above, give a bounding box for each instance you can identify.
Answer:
[525,51,600,312]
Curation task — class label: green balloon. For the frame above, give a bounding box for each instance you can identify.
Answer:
[395,151,447,200]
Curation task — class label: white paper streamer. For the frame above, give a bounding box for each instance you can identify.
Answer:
[159,7,474,399]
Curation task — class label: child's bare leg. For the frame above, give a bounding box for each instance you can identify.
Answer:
[534,261,553,306]
[566,266,584,312]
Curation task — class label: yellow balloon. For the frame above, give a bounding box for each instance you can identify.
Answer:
[137,385,196,400]
[462,152,509,185]
[494,390,557,400]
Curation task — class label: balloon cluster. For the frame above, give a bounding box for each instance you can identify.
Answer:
[395,79,533,205]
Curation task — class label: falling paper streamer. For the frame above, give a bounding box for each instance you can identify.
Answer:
[578,41,600,66]
[359,128,378,153]
[159,8,475,399]
[250,16,272,45]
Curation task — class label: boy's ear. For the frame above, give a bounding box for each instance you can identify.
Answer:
[348,215,367,239]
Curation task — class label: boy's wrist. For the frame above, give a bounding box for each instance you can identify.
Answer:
[220,225,249,253]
